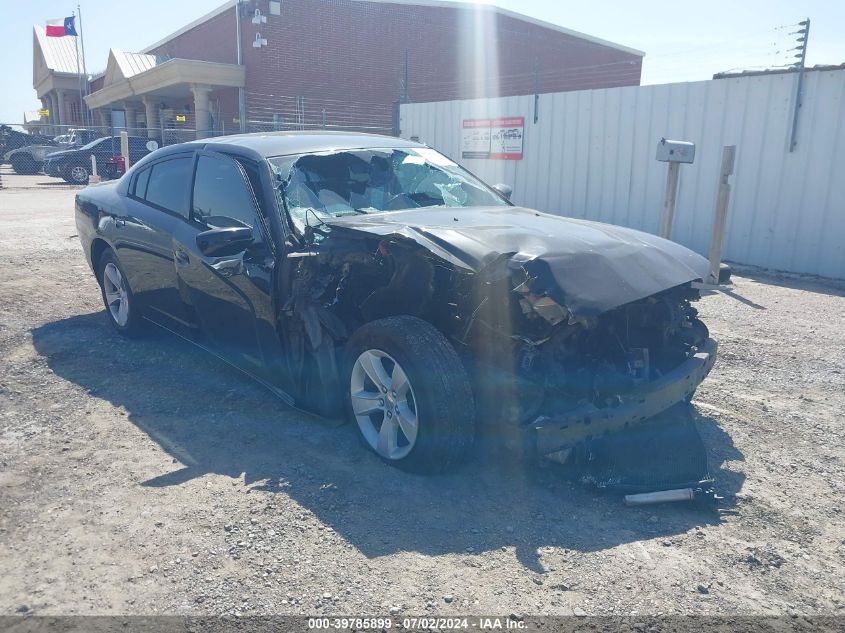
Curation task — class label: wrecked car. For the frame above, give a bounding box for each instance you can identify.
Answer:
[74,132,717,474]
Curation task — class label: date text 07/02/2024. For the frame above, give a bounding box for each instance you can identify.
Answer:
[307,616,527,629]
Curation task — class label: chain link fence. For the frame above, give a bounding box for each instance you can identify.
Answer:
[3,94,399,174]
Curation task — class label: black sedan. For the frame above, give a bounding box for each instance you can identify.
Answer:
[45,135,156,184]
[74,132,718,473]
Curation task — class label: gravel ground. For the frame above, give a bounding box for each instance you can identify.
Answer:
[1,165,843,617]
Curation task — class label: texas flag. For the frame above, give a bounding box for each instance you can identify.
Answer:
[45,16,78,37]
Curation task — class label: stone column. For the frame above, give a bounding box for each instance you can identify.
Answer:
[142,96,159,139]
[48,93,58,134]
[56,89,67,127]
[191,84,212,139]
[124,102,138,135]
[40,98,51,134]
[97,109,110,130]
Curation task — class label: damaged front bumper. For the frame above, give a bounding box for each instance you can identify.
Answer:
[532,338,718,456]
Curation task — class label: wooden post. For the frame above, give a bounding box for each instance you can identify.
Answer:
[120,130,130,171]
[707,146,736,285]
[88,153,101,183]
[659,161,680,239]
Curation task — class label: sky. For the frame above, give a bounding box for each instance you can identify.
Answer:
[4,0,844,124]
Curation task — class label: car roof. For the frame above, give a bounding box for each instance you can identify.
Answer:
[181,131,425,158]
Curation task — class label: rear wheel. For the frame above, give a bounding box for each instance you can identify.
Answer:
[97,250,144,337]
[345,316,475,474]
[10,155,40,175]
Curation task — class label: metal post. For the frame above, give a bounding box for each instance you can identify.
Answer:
[789,18,810,152]
[392,100,400,137]
[707,146,736,285]
[659,161,681,239]
[403,49,409,102]
[235,1,247,132]
[73,11,85,128]
[160,108,166,146]
[77,4,90,127]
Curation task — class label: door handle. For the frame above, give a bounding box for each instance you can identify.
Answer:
[174,249,189,265]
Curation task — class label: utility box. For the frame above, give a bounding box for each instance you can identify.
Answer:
[656,138,695,164]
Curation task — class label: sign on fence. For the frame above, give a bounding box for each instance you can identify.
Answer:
[461,117,524,160]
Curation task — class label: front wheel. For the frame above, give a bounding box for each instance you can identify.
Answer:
[97,250,144,337]
[68,164,90,184]
[344,316,475,474]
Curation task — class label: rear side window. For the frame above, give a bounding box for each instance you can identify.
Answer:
[144,157,192,217]
[133,167,151,198]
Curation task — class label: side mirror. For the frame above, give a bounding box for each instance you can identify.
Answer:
[493,183,513,200]
[196,225,254,257]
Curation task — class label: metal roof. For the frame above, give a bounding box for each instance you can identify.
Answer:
[34,25,82,74]
[111,50,169,78]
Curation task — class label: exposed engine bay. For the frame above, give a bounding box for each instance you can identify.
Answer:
[278,227,715,458]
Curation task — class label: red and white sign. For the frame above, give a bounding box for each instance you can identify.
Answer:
[461,117,524,160]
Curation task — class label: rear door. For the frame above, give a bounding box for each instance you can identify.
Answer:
[116,153,195,325]
[170,151,277,367]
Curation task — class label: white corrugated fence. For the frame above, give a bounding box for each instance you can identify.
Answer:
[400,69,845,279]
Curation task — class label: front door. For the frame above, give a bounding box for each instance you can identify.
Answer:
[171,151,276,368]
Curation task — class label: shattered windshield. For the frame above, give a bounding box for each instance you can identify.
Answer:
[268,147,509,232]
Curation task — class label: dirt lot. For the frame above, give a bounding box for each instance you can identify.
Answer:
[1,164,843,618]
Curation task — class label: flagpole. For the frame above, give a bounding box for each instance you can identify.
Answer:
[73,10,84,130]
[77,4,90,127]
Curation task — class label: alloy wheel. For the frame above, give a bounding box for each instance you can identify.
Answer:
[350,349,419,460]
[102,262,129,327]
[70,166,89,183]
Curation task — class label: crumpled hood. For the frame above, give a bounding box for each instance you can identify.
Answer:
[325,206,710,316]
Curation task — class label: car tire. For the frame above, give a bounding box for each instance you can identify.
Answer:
[68,164,90,184]
[10,155,40,175]
[344,315,475,474]
[97,250,144,337]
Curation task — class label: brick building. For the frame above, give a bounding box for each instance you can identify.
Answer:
[34,0,643,138]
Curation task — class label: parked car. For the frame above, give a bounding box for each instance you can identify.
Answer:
[74,132,718,473]
[65,128,102,146]
[6,129,107,175]
[44,136,154,184]
[6,144,61,174]
[0,125,57,171]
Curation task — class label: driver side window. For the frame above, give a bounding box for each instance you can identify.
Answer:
[192,155,259,231]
